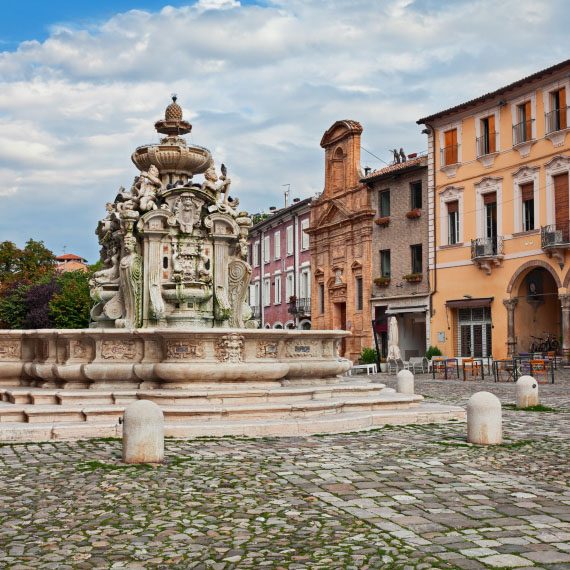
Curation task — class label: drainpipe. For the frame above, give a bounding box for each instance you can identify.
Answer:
[294,213,300,328]
[260,229,265,327]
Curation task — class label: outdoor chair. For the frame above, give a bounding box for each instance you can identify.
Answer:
[462,357,483,381]
[529,359,553,384]
[408,356,429,374]
[387,357,406,374]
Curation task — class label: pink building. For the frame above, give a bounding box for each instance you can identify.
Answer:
[249,198,312,329]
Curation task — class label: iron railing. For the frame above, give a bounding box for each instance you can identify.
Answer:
[512,119,534,145]
[545,107,569,134]
[476,132,498,156]
[541,221,570,248]
[440,144,460,166]
[471,236,504,260]
[288,297,311,316]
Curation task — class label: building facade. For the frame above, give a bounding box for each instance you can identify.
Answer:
[248,198,312,329]
[307,120,375,360]
[55,253,88,273]
[362,156,430,360]
[418,58,570,360]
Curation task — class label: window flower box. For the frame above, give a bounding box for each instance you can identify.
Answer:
[373,276,391,287]
[402,273,423,283]
[406,208,421,220]
[375,216,390,227]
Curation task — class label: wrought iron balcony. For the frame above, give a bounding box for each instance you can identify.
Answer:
[476,132,497,157]
[288,297,311,316]
[541,221,570,266]
[440,144,460,166]
[512,119,534,145]
[545,107,569,134]
[471,236,504,275]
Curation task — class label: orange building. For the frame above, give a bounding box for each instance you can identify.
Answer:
[56,253,88,273]
[307,120,375,360]
[418,59,570,360]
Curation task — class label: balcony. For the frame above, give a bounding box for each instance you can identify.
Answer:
[541,221,570,266]
[476,132,498,167]
[288,296,311,317]
[440,144,460,177]
[545,107,569,146]
[471,236,504,275]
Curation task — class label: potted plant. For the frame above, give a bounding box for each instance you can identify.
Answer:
[379,357,387,373]
[406,208,421,219]
[402,273,423,283]
[425,345,443,360]
[373,276,391,287]
[374,216,390,227]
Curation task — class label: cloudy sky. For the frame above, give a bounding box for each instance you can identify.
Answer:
[0,0,568,262]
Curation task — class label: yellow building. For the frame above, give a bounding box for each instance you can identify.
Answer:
[418,59,570,360]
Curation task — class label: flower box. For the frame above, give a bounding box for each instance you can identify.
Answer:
[374,216,390,227]
[406,209,421,219]
[402,273,423,283]
[373,276,391,287]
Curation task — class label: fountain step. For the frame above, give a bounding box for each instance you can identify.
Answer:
[0,403,465,442]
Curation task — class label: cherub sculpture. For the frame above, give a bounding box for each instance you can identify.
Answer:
[202,163,231,203]
[137,165,162,212]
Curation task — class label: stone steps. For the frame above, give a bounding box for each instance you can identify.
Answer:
[0,403,465,442]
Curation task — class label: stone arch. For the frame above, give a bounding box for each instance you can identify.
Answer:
[563,269,570,289]
[506,260,561,294]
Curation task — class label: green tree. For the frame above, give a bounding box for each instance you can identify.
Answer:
[49,270,92,329]
[0,281,30,329]
[0,239,56,286]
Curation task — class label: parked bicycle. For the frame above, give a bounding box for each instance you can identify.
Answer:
[529,332,560,353]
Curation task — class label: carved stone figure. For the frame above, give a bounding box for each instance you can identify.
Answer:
[137,165,161,212]
[117,236,142,328]
[173,193,199,234]
[216,333,244,363]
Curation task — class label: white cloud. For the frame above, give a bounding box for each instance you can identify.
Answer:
[0,0,568,260]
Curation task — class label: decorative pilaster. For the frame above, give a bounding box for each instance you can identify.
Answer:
[503,298,518,357]
[559,294,570,363]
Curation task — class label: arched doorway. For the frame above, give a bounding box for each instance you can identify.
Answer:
[511,267,561,354]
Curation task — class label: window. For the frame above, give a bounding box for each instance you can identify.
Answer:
[457,307,492,358]
[411,244,422,274]
[286,225,293,255]
[318,283,325,314]
[355,276,363,311]
[447,201,459,244]
[478,115,496,156]
[379,190,390,217]
[263,235,270,264]
[274,275,281,304]
[263,278,271,306]
[253,282,260,309]
[300,270,310,300]
[285,273,294,300]
[380,249,391,277]
[253,241,259,267]
[274,231,281,259]
[410,181,422,210]
[547,87,567,133]
[521,182,534,232]
[514,101,533,144]
[301,219,310,250]
[442,128,458,165]
[484,192,497,240]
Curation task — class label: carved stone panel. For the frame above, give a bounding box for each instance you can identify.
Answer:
[0,341,20,360]
[215,334,244,363]
[100,340,137,360]
[166,341,205,360]
[256,341,278,359]
[69,339,90,360]
[285,340,320,358]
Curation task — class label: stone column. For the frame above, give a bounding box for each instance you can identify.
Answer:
[559,294,570,363]
[503,298,518,357]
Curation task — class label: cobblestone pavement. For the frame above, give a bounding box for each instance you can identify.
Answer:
[0,376,569,569]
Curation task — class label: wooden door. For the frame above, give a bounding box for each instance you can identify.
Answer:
[554,173,569,239]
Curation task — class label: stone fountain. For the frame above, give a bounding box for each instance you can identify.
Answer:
[0,99,464,440]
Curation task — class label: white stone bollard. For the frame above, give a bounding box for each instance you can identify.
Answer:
[122,400,165,464]
[396,369,414,395]
[516,375,539,409]
[467,391,502,445]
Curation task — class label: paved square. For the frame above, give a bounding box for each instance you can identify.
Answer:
[0,376,569,569]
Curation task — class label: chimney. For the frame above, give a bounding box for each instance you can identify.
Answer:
[364,166,371,176]
[293,198,300,203]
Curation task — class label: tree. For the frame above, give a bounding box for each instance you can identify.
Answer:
[49,271,92,329]
[0,239,56,286]
[24,278,59,329]
[0,280,30,329]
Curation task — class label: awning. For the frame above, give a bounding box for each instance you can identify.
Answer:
[446,297,493,309]
[385,305,428,315]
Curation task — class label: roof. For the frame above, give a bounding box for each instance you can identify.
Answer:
[417,58,570,124]
[56,253,87,261]
[361,155,427,183]
[250,197,313,232]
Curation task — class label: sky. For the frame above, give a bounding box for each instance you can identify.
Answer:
[0,0,569,262]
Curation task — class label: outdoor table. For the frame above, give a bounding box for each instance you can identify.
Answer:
[493,359,518,382]
[462,357,485,381]
[432,358,459,380]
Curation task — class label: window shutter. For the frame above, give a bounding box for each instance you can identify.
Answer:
[483,192,497,205]
[560,87,567,129]
[488,115,496,153]
[447,200,458,213]
[520,182,534,201]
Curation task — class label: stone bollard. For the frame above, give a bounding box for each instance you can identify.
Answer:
[467,392,502,445]
[516,375,539,409]
[396,369,414,395]
[122,400,165,464]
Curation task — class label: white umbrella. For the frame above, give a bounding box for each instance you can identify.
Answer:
[387,316,401,360]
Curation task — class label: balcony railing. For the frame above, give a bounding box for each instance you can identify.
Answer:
[476,132,498,157]
[440,144,460,166]
[512,119,534,145]
[545,107,569,134]
[541,221,570,249]
[471,236,504,260]
[288,297,311,316]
